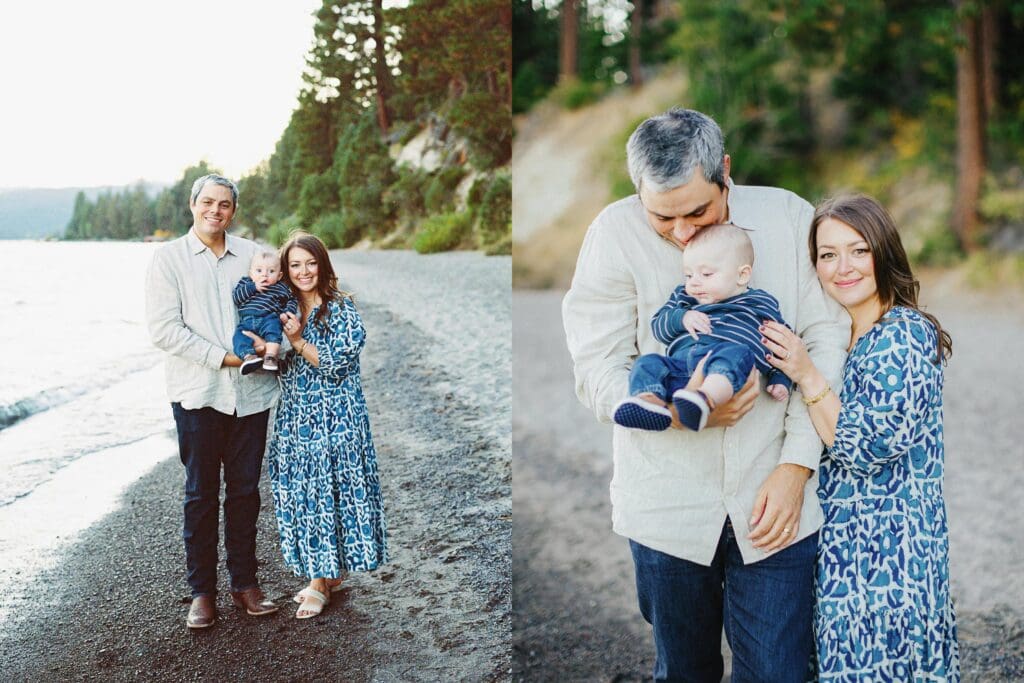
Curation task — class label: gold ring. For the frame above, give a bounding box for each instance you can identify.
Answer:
[783,527,791,533]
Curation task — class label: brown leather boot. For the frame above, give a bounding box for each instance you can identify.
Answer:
[187,594,216,629]
[231,587,279,616]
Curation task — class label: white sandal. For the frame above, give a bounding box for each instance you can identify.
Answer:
[295,588,329,619]
[292,582,343,604]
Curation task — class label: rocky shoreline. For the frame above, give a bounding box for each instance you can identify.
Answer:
[0,252,511,681]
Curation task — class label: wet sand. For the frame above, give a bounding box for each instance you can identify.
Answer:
[513,286,1024,682]
[0,251,511,681]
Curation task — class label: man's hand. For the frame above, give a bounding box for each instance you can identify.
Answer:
[705,367,758,428]
[682,310,711,340]
[222,352,243,368]
[748,463,813,552]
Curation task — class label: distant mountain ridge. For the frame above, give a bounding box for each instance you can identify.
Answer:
[0,183,168,240]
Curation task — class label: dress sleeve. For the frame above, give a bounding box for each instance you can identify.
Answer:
[313,298,365,380]
[827,317,940,477]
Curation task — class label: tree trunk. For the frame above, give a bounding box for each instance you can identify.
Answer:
[953,5,985,252]
[980,3,998,120]
[629,0,644,87]
[371,0,392,135]
[559,0,578,83]
[500,1,513,107]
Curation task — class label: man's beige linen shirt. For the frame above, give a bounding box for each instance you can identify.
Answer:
[562,183,850,565]
[145,229,279,417]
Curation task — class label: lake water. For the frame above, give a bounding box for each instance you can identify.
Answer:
[0,240,176,618]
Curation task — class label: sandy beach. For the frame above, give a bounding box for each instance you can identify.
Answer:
[513,280,1024,682]
[0,250,511,681]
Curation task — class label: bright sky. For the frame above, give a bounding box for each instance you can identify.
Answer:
[0,0,320,189]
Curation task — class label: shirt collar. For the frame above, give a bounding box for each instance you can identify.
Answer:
[724,179,756,231]
[186,227,240,256]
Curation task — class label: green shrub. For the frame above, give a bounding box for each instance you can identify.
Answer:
[297,171,339,225]
[551,78,606,110]
[484,233,512,256]
[913,225,962,267]
[447,92,512,170]
[309,212,349,249]
[334,112,396,240]
[413,211,473,254]
[467,175,490,211]
[384,165,431,229]
[267,215,304,247]
[980,185,1024,224]
[512,62,553,114]
[476,173,511,250]
[424,166,467,214]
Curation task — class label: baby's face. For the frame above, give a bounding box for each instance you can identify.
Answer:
[682,243,749,304]
[250,258,282,288]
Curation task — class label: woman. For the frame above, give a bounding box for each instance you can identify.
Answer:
[267,231,388,619]
[761,195,960,679]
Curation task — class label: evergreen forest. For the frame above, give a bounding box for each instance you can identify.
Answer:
[65,0,512,255]
[514,0,1024,268]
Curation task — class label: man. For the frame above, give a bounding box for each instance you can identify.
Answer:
[562,109,849,681]
[146,174,280,629]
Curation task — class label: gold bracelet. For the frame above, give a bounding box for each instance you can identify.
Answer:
[802,384,831,406]
[297,340,307,355]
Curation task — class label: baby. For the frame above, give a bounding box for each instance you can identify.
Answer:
[613,222,793,432]
[232,250,299,375]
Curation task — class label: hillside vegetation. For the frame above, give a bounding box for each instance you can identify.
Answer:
[513,0,1024,288]
[65,1,511,255]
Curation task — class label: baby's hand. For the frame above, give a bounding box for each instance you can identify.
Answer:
[683,310,712,340]
[254,282,269,292]
[767,384,790,402]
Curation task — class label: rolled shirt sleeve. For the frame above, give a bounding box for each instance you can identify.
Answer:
[146,248,226,371]
[562,214,639,424]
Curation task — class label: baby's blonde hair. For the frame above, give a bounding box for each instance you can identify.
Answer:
[250,250,280,267]
[685,223,754,268]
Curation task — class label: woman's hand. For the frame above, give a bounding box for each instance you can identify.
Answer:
[280,312,304,345]
[760,321,814,385]
[241,331,266,356]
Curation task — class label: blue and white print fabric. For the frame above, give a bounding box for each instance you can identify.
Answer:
[268,297,388,578]
[814,306,959,681]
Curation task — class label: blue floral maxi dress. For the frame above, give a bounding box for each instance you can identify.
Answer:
[268,297,388,578]
[815,307,959,681]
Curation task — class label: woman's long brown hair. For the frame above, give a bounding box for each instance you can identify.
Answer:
[279,231,351,330]
[810,194,952,364]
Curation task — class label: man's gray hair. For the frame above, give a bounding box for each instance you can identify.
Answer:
[190,173,239,207]
[626,108,727,194]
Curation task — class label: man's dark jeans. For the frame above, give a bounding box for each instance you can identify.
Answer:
[630,521,817,683]
[171,403,269,598]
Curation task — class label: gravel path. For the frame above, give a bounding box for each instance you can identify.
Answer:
[0,250,511,682]
[512,286,1024,682]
